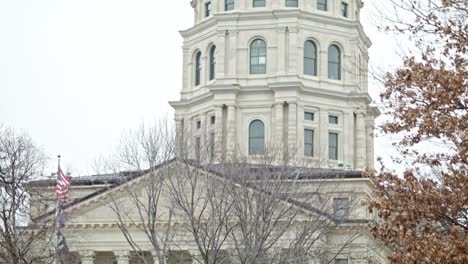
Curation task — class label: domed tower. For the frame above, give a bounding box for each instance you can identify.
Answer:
[170,0,378,170]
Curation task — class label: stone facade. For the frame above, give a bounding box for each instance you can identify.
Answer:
[171,0,378,170]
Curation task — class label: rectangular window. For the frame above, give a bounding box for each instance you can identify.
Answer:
[205,2,212,17]
[329,132,338,160]
[334,198,350,222]
[335,259,349,264]
[329,115,338,124]
[341,2,348,17]
[253,0,266,7]
[304,112,314,121]
[285,0,298,7]
[225,0,234,11]
[304,129,314,157]
[317,0,327,11]
[210,115,216,125]
[196,120,201,129]
[195,137,201,160]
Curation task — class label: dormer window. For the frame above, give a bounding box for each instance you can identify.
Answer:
[341,2,348,17]
[205,2,212,17]
[225,0,234,11]
[317,0,327,11]
[285,0,298,7]
[253,0,265,7]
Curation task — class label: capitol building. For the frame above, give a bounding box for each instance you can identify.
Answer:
[29,1,388,263]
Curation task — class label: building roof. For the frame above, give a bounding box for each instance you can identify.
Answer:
[28,161,364,188]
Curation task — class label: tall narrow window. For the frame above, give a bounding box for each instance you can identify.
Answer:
[249,120,265,155]
[334,198,350,222]
[304,41,317,76]
[225,0,234,11]
[286,0,298,7]
[250,39,267,74]
[341,2,348,17]
[253,0,265,7]
[317,0,327,11]
[209,46,216,80]
[304,129,314,157]
[328,45,341,80]
[329,132,338,160]
[205,2,212,17]
[195,51,202,86]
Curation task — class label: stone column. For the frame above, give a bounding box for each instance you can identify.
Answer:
[228,31,238,78]
[114,250,130,264]
[287,102,297,157]
[79,250,95,264]
[319,109,329,164]
[226,104,237,159]
[175,116,184,158]
[277,27,286,75]
[343,110,355,168]
[274,102,284,154]
[366,119,375,170]
[355,109,367,170]
[214,104,224,161]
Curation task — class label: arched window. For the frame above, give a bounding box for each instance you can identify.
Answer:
[250,39,267,74]
[195,51,202,86]
[209,46,216,81]
[253,0,265,7]
[328,45,341,80]
[304,41,317,76]
[249,120,265,155]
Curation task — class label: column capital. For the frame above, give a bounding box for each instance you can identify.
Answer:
[355,109,367,116]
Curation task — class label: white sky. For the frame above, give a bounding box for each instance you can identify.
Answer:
[0,1,403,176]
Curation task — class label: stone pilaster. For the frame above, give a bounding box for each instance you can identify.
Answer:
[114,250,130,264]
[79,250,95,264]
[319,108,329,163]
[287,102,298,157]
[366,119,375,170]
[226,104,237,159]
[214,105,224,161]
[355,109,367,169]
[175,116,184,158]
[274,102,284,154]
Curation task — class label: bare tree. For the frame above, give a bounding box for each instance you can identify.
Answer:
[0,125,53,264]
[99,120,177,264]
[103,122,369,264]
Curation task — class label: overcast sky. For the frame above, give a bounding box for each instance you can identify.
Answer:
[0,1,403,176]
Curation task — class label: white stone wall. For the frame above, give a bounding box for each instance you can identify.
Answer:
[172,0,377,169]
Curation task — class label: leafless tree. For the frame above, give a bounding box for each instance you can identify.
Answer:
[0,125,53,264]
[103,122,368,264]
[99,120,177,264]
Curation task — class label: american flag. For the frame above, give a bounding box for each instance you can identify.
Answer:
[56,164,71,202]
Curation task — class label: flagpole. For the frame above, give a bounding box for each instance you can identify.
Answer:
[55,155,61,264]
